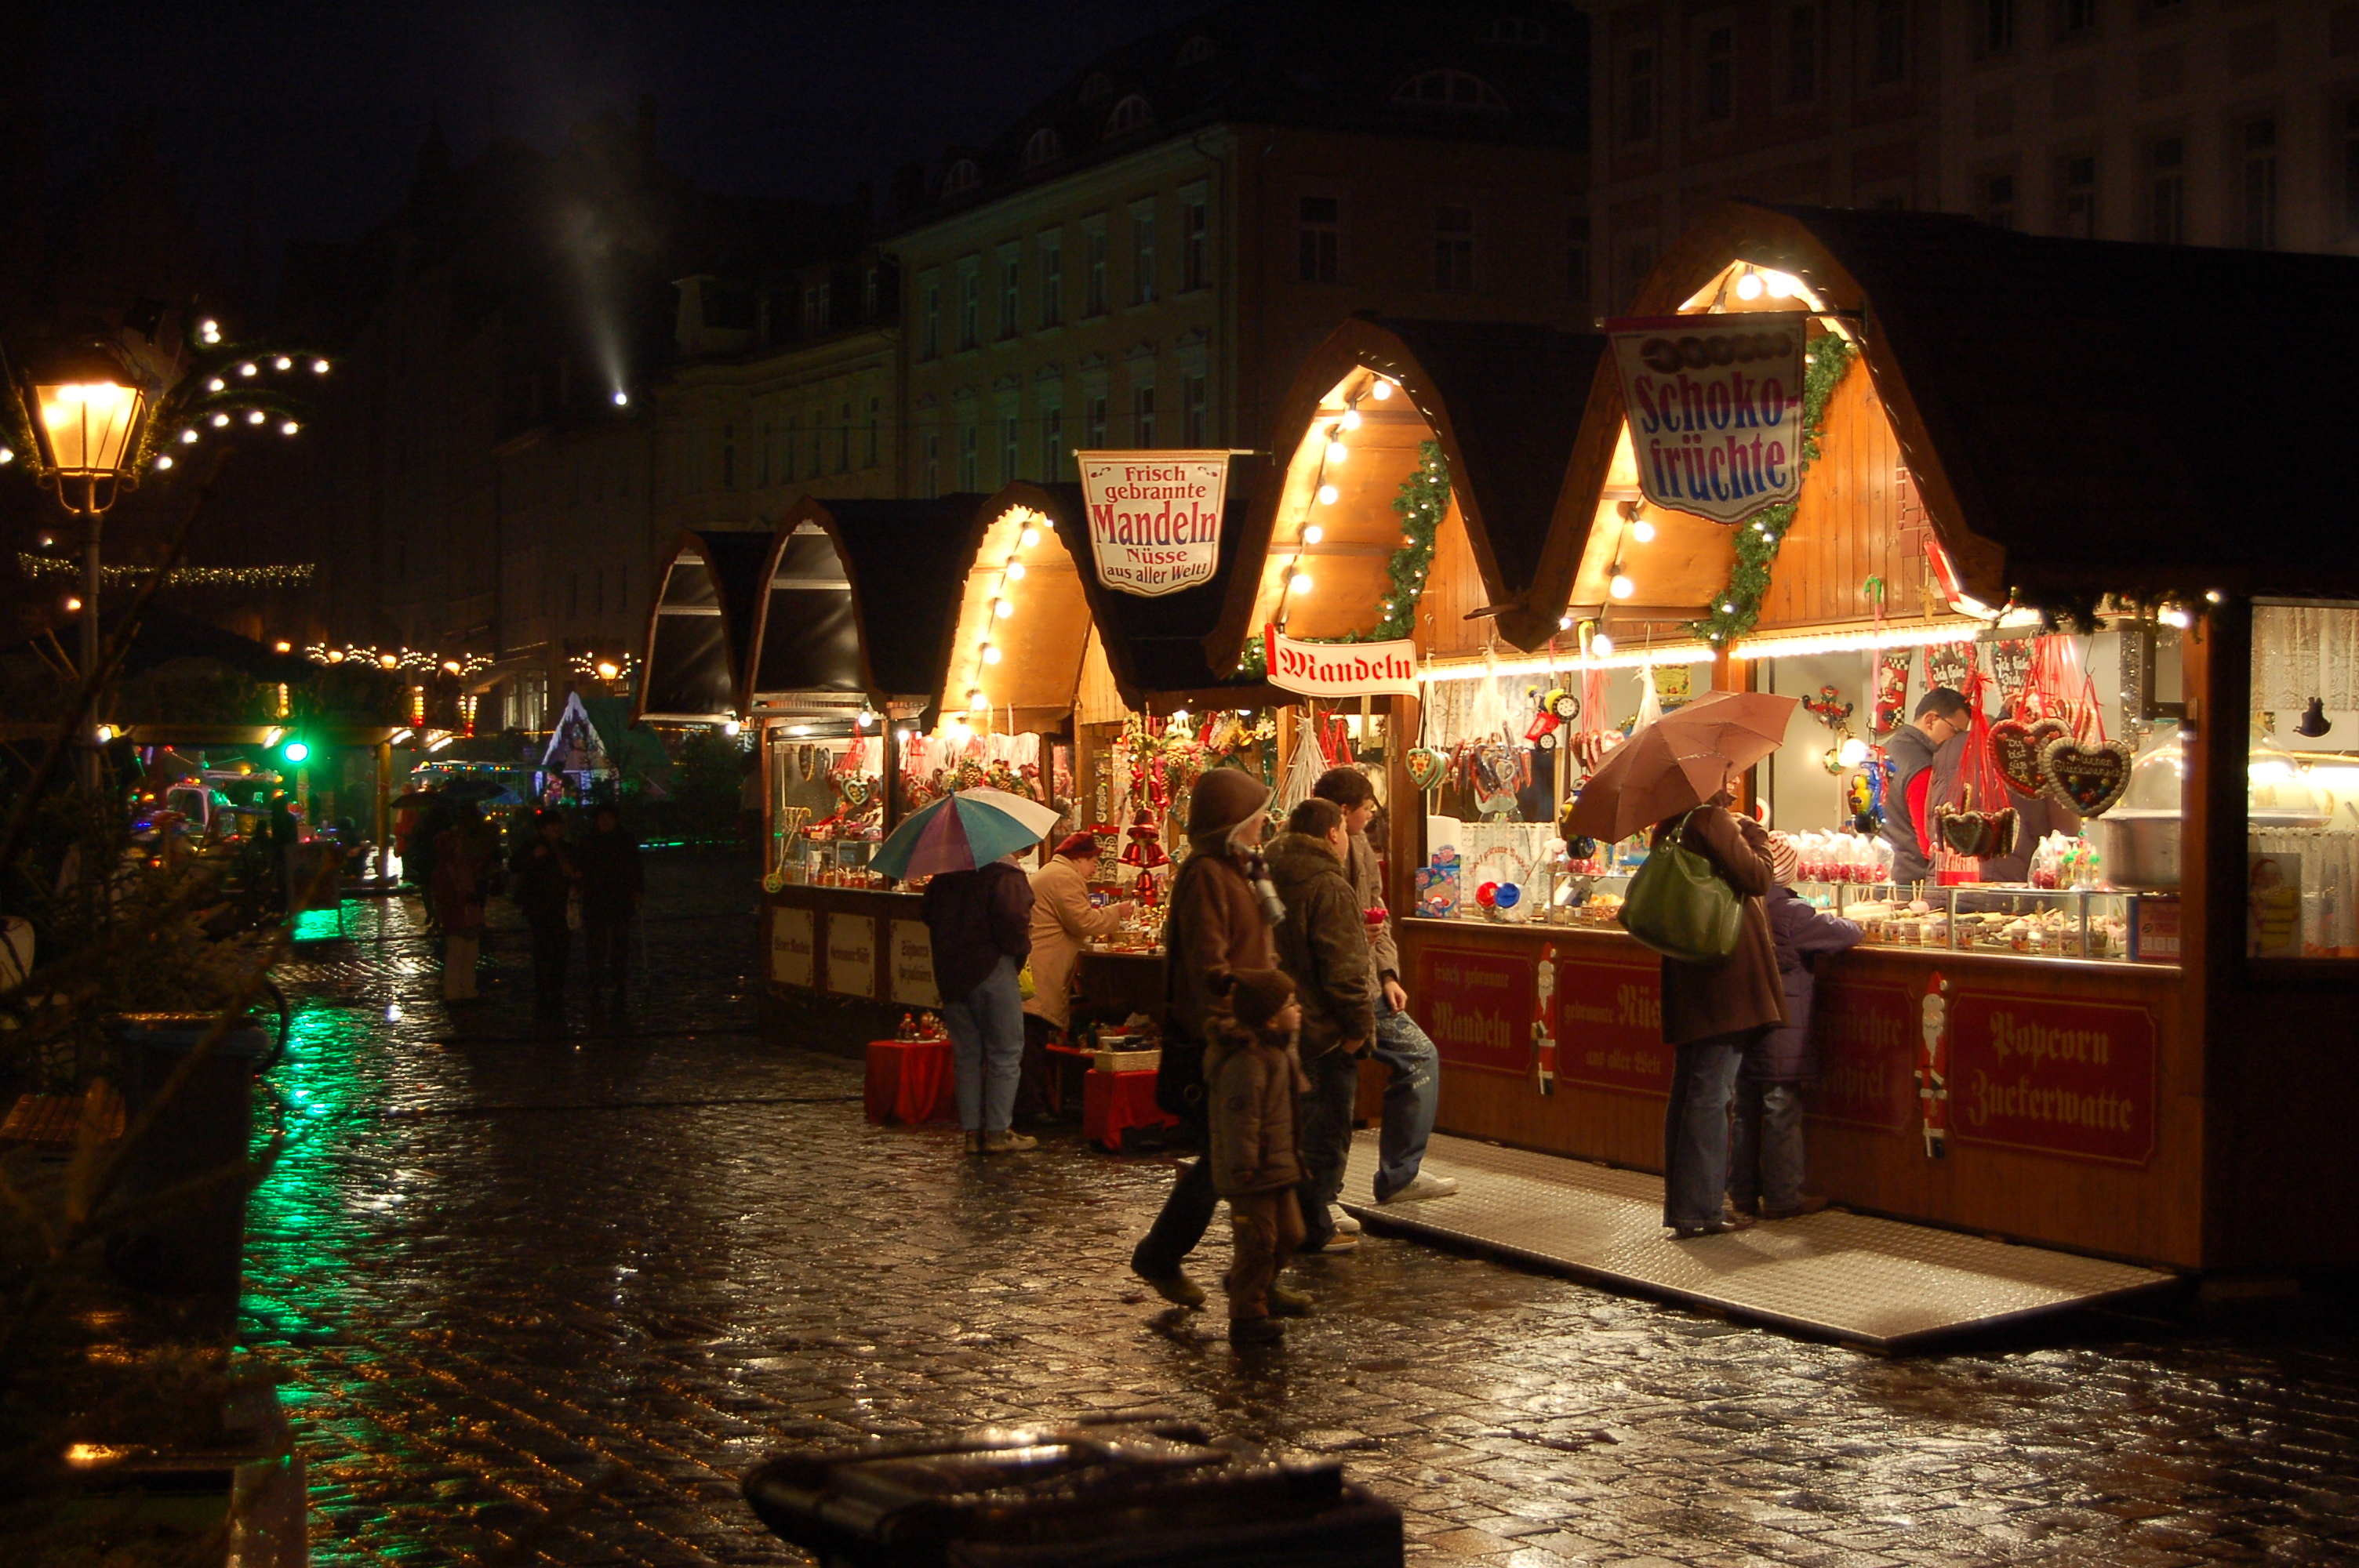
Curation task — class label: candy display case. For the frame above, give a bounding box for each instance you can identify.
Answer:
[1842,886,2134,960]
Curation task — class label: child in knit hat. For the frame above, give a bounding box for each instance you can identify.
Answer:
[1205,967,1313,1345]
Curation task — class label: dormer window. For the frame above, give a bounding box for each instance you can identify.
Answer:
[1104,94,1155,137]
[1022,127,1062,169]
[941,159,980,198]
[1080,71,1114,103]
[1176,34,1216,67]
[1394,70,1509,111]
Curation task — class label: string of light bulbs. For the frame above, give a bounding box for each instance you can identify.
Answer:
[958,508,1049,718]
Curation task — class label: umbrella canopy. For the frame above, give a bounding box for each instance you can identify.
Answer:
[1562,689,1798,844]
[871,786,1063,881]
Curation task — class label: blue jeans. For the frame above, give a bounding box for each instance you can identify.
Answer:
[1371,999,1439,1200]
[1729,1078,1808,1214]
[943,955,1024,1134]
[1663,1032,1749,1229]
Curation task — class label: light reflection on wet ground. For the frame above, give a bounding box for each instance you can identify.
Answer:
[245,853,2359,1566]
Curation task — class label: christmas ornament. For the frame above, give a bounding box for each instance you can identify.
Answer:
[1405,746,1445,793]
[2039,736,2135,818]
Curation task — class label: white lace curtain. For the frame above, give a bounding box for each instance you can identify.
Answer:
[2252,605,2359,714]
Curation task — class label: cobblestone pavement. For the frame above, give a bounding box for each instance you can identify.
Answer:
[247,852,2359,1566]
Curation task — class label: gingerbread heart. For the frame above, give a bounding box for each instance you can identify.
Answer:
[1406,747,1444,792]
[839,774,873,810]
[2039,737,2134,818]
[1988,717,2069,799]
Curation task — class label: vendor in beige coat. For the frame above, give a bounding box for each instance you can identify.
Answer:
[1016,833,1136,1124]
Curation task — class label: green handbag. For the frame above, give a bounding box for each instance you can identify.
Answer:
[1616,808,1745,964]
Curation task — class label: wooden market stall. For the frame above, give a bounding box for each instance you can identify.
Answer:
[1390,201,2359,1274]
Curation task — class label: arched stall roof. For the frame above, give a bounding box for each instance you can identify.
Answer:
[634,530,771,724]
[1215,315,1610,662]
[997,481,1285,710]
[1546,201,2359,616]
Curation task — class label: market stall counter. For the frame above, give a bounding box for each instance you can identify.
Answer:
[761,883,943,1046]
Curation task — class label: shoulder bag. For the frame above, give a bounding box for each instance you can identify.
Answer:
[1617,808,1743,964]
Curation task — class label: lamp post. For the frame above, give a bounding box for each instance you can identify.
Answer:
[5,336,154,784]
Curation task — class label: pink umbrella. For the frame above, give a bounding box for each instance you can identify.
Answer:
[1562,689,1797,844]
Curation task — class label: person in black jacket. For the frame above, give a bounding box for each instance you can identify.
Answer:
[921,853,1036,1155]
[576,804,644,1007]
[509,811,577,1016]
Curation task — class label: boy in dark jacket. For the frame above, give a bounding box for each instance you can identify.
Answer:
[1208,969,1311,1346]
[1730,833,1864,1221]
[1263,797,1378,1255]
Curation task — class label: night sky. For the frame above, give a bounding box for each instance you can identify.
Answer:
[41,1,1223,288]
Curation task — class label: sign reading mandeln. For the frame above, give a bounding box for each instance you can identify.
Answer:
[1263,629,1420,699]
[1076,449,1230,597]
[1605,312,1810,524]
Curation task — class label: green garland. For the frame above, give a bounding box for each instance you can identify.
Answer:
[1686,333,1855,647]
[1238,438,1449,677]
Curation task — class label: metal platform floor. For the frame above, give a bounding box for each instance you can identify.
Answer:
[1337,1132,2174,1351]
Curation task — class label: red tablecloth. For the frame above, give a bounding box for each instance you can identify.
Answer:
[865,1039,958,1125]
[1084,1067,1179,1152]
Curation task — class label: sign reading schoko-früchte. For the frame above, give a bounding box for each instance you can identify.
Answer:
[1605,313,1809,524]
[1263,629,1420,698]
[1076,450,1230,597]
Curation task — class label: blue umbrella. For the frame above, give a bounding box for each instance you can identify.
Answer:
[871,787,1062,880]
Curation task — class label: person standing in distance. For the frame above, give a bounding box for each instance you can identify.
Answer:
[1879,687,1969,891]
[1311,767,1458,1214]
[921,850,1037,1154]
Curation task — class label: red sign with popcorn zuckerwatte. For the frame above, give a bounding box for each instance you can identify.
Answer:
[1413,944,1536,1077]
[1946,991,2157,1166]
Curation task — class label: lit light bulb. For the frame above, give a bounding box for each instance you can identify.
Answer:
[37,534,51,546]
[967,687,985,706]
[313,359,330,374]
[281,420,300,435]
[274,355,293,371]
[1592,633,1615,655]
[612,390,630,406]
[198,319,220,343]
[1734,271,1765,301]
[1631,518,1656,543]
[1720,602,1736,614]
[993,598,1014,618]
[1005,558,1026,578]
[380,653,399,667]
[274,640,292,652]
[1291,571,1314,593]
[1838,736,1870,768]
[981,643,1002,664]
[245,410,266,425]
[0,448,11,465]
[1609,575,1635,600]
[1340,407,1361,430]
[1558,615,1574,630]
[64,596,82,612]
[442,660,461,674]
[384,1004,403,1022]
[238,361,256,377]
[211,412,230,426]
[1765,271,1796,299]
[207,377,225,392]
[1303,524,1324,544]
[1326,438,1348,464]
[1170,709,1190,724]
[1020,526,1041,547]
[154,454,173,470]
[2158,605,2190,630]
[180,429,198,443]
[1317,483,1338,505]
[722,718,742,736]
[1370,379,1393,400]
[597,660,620,679]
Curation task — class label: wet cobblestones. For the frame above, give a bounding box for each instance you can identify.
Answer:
[247,853,2359,1566]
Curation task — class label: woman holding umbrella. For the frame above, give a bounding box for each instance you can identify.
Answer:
[1564,690,1794,1239]
[875,787,1063,1155]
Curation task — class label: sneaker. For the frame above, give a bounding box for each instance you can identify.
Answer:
[1131,1254,1207,1308]
[1229,1316,1285,1346]
[1301,1232,1359,1254]
[1377,1173,1459,1204]
[1329,1207,1361,1235]
[1266,1282,1315,1317]
[1762,1195,1830,1221]
[980,1130,1039,1153]
[1670,1212,1757,1240]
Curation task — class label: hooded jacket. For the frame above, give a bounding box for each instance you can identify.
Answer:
[1878,723,1939,886]
[1262,831,1379,1058]
[1746,887,1865,1080]
[1204,1020,1308,1196]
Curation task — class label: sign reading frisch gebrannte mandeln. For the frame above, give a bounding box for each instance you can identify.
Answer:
[1263,628,1420,699]
[1605,313,1810,524]
[1075,449,1230,597]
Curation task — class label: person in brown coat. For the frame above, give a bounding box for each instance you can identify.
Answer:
[1129,768,1284,1307]
[1651,789,1787,1237]
[1206,968,1314,1345]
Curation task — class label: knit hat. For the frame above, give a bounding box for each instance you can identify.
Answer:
[1767,832,1799,886]
[1186,767,1271,844]
[1227,967,1296,1030]
[1052,833,1100,859]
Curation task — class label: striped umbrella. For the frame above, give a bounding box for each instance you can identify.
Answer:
[870,786,1063,880]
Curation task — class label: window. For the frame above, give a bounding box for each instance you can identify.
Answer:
[941,159,980,198]
[2343,102,2359,236]
[1041,402,1064,480]
[1181,197,1209,292]
[2241,117,2278,249]
[1979,0,2015,56]
[958,266,980,350]
[1133,383,1157,447]
[1984,171,2017,229]
[1176,34,1216,68]
[837,402,852,474]
[1105,94,1154,137]
[999,251,1021,338]
[2058,154,2095,238]
[1299,196,1339,282]
[784,414,798,483]
[1787,5,1818,102]
[1001,412,1020,481]
[866,397,880,468]
[802,281,830,335]
[2150,137,2185,244]
[1085,391,1108,449]
[1080,71,1114,103]
[1023,127,1062,169]
[722,425,736,491]
[1623,46,1656,142]
[1132,207,1157,306]
[1434,204,1474,292]
[1621,238,1655,305]
[958,420,979,489]
[1039,234,1063,328]
[921,279,940,359]
[1870,0,1907,85]
[2059,0,2096,38]
[1183,372,1208,447]
[1567,214,1590,303]
[1085,227,1109,314]
[1392,70,1509,111]
[922,430,940,497]
[1701,27,1734,123]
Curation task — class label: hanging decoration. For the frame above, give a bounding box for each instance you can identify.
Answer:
[1237,438,1449,677]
